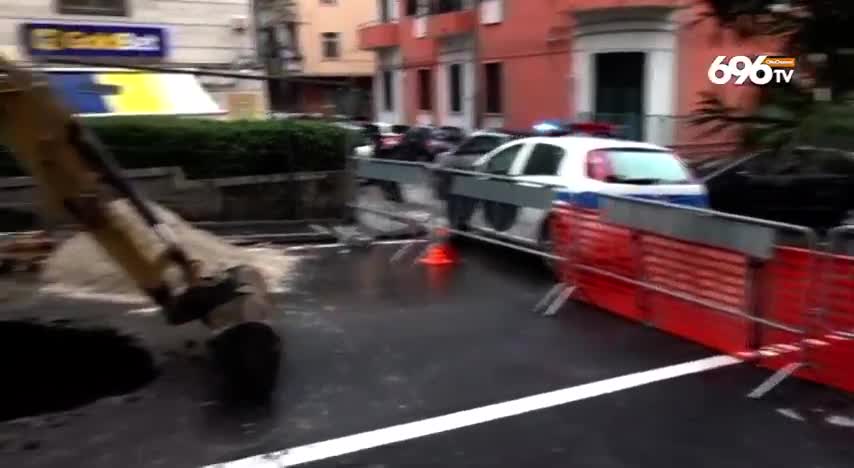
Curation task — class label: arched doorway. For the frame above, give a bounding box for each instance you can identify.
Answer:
[571,7,678,145]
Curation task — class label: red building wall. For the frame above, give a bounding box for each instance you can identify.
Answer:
[361,0,776,147]
[674,2,780,147]
[477,1,571,128]
[479,0,572,129]
[397,15,439,123]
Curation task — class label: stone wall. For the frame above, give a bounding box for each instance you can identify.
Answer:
[0,167,348,230]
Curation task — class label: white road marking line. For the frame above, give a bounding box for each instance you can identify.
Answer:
[309,224,331,234]
[205,354,741,468]
[283,239,417,251]
[127,306,160,316]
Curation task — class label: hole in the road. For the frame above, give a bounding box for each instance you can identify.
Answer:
[0,321,158,422]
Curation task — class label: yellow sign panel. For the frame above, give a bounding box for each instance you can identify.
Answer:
[22,23,167,58]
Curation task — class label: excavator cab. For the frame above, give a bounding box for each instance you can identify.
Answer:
[0,56,282,401]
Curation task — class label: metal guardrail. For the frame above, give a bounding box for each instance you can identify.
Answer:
[823,225,854,341]
[598,193,817,334]
[556,193,822,397]
[348,156,568,313]
[347,155,852,395]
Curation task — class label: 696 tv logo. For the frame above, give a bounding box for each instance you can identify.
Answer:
[707,55,796,86]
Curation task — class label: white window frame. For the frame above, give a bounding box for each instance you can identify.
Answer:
[321,32,341,60]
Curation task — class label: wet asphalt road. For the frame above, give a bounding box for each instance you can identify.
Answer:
[1,241,852,468]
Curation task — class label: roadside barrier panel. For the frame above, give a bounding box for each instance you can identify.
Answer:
[347,157,440,254]
[550,194,837,396]
[754,246,816,378]
[438,166,571,315]
[347,159,571,318]
[570,205,640,321]
[810,227,854,392]
[598,195,775,355]
[639,235,750,355]
[345,156,852,395]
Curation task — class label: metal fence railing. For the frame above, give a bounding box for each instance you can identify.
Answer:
[345,155,571,313]
[343,153,853,396]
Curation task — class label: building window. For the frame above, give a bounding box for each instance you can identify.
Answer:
[382,70,393,111]
[57,0,128,16]
[380,0,391,22]
[418,69,432,111]
[485,62,503,114]
[282,23,299,51]
[436,0,465,14]
[448,63,462,113]
[405,0,418,16]
[321,32,340,59]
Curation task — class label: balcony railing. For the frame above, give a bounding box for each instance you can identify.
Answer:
[357,20,400,50]
[425,5,476,38]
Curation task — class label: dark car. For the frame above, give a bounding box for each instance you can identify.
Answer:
[391,125,466,162]
[357,123,410,158]
[434,130,527,170]
[433,130,529,199]
[704,147,854,232]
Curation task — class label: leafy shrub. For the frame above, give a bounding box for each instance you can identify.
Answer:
[0,117,357,178]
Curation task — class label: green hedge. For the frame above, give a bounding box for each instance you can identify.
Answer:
[0,117,356,178]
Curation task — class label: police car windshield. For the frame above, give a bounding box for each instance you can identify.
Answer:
[605,149,692,184]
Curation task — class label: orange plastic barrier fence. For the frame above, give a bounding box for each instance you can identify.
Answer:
[811,252,854,392]
[551,202,854,394]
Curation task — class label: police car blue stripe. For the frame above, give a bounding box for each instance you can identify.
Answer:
[554,191,709,209]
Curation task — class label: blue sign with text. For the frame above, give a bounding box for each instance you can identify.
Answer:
[21,22,168,58]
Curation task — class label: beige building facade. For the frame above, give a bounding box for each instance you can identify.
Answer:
[0,0,268,118]
[259,0,376,115]
[294,0,376,77]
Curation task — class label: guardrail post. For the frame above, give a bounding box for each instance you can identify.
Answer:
[343,155,358,225]
[748,228,818,399]
[630,231,652,325]
[745,257,765,352]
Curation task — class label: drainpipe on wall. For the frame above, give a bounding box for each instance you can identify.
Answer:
[471,0,483,130]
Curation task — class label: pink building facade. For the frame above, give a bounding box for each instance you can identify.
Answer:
[358,0,776,149]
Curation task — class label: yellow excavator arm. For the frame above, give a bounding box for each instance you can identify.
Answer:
[0,56,281,401]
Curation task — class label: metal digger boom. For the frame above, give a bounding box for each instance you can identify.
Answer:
[0,56,282,401]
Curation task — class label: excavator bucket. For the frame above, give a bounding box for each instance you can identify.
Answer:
[169,264,283,402]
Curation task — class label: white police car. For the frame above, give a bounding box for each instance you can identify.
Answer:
[453,135,708,253]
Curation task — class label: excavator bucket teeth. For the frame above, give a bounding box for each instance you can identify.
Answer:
[175,265,283,402]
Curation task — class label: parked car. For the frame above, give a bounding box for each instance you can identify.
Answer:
[354,122,410,157]
[355,125,465,160]
[388,125,466,162]
[449,136,708,262]
[430,126,467,154]
[703,147,854,232]
[434,130,530,198]
[435,130,529,170]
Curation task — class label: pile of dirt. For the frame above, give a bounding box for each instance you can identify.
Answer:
[40,200,297,301]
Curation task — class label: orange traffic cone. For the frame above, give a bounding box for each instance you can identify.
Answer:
[418,236,457,265]
[418,224,457,266]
